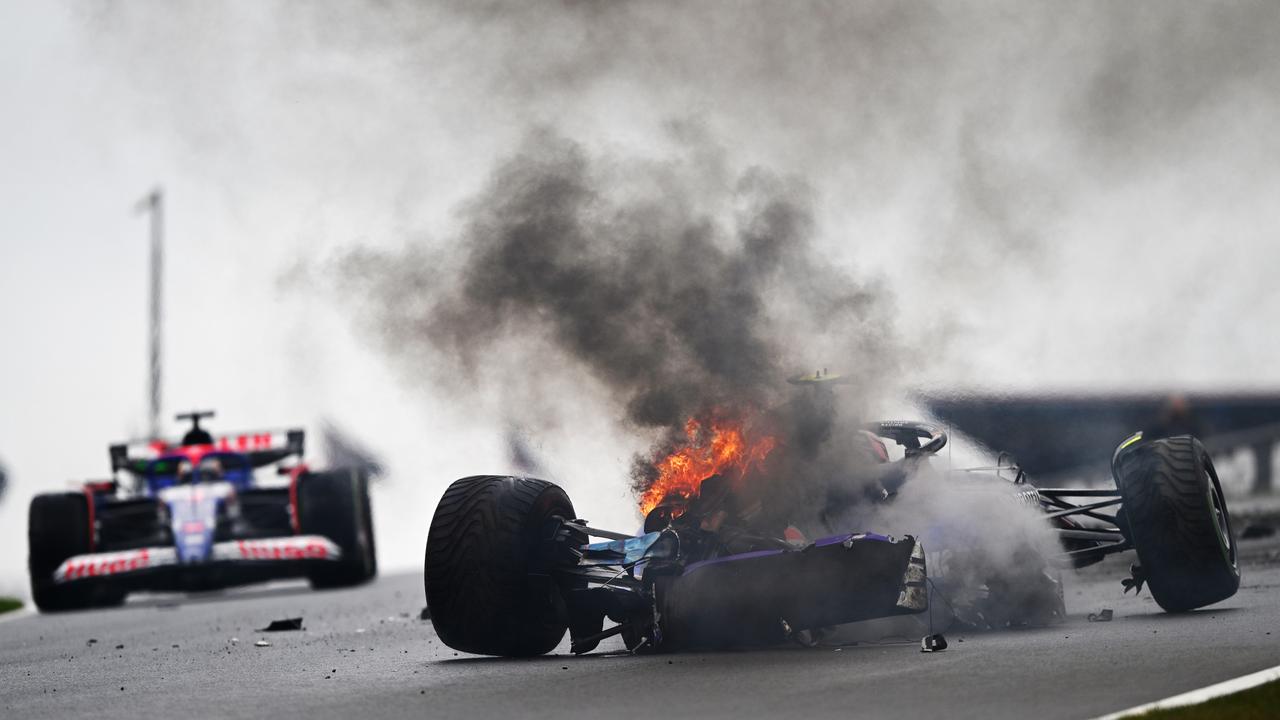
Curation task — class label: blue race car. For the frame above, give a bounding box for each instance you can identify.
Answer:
[423,418,1238,656]
[28,411,376,611]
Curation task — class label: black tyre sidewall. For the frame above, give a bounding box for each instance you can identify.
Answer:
[1115,436,1240,612]
[29,492,115,611]
[298,469,376,588]
[424,475,575,657]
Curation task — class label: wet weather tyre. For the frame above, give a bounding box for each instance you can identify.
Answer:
[424,475,575,657]
[28,493,122,612]
[299,469,377,589]
[1115,436,1239,612]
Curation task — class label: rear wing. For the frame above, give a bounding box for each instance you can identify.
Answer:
[110,429,305,474]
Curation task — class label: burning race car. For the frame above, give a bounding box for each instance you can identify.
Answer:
[28,411,377,612]
[424,410,1239,656]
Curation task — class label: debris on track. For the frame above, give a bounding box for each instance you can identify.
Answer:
[257,617,304,632]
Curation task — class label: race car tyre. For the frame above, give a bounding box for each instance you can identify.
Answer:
[298,469,377,589]
[28,492,125,612]
[424,475,575,656]
[1114,435,1239,612]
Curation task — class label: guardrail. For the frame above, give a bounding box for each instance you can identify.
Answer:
[1200,421,1280,495]
[1031,424,1280,497]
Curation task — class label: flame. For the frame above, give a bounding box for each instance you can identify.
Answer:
[638,415,777,516]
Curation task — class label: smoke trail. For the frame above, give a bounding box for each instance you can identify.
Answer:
[319,419,386,480]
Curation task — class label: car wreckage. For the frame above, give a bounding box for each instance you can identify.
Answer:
[424,407,1239,656]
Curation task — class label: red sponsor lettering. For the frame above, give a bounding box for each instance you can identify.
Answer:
[60,549,151,580]
[235,539,329,561]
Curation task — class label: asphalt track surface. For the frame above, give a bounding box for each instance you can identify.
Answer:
[3,541,1279,720]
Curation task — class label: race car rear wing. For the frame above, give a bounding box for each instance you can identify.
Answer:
[110,429,306,475]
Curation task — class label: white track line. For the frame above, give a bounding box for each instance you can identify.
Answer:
[1093,663,1280,719]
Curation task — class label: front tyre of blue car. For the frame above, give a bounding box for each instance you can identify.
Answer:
[424,475,576,657]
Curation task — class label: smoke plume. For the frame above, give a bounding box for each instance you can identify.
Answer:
[330,127,900,509]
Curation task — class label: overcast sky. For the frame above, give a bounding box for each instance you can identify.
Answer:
[2,2,1279,593]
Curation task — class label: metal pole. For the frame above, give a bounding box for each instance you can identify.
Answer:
[138,188,164,440]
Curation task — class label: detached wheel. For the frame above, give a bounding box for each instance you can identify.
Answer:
[298,469,377,589]
[1115,435,1239,612]
[29,493,123,612]
[424,475,575,657]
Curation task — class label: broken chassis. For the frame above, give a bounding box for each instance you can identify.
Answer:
[554,522,927,655]
[558,484,1126,655]
[545,421,1140,655]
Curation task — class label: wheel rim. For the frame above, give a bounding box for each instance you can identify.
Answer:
[1205,460,1236,568]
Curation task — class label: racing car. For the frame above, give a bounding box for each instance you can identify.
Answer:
[28,411,377,612]
[423,419,1239,656]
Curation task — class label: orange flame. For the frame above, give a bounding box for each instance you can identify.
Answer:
[638,415,777,516]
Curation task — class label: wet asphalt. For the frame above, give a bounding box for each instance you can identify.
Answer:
[2,540,1279,720]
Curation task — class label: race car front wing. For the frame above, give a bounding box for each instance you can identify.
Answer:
[53,535,342,584]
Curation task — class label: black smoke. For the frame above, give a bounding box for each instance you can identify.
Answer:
[331,128,900,506]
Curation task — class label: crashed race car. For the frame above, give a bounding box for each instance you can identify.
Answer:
[424,413,1239,656]
[28,411,377,612]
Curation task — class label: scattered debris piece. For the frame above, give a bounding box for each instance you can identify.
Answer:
[86,639,98,646]
[419,607,431,620]
[356,628,366,633]
[1122,563,1147,595]
[254,640,272,648]
[114,644,124,650]
[920,634,947,653]
[230,637,240,645]
[1087,609,1114,622]
[257,618,304,632]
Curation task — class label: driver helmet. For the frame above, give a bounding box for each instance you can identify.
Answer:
[197,458,224,482]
